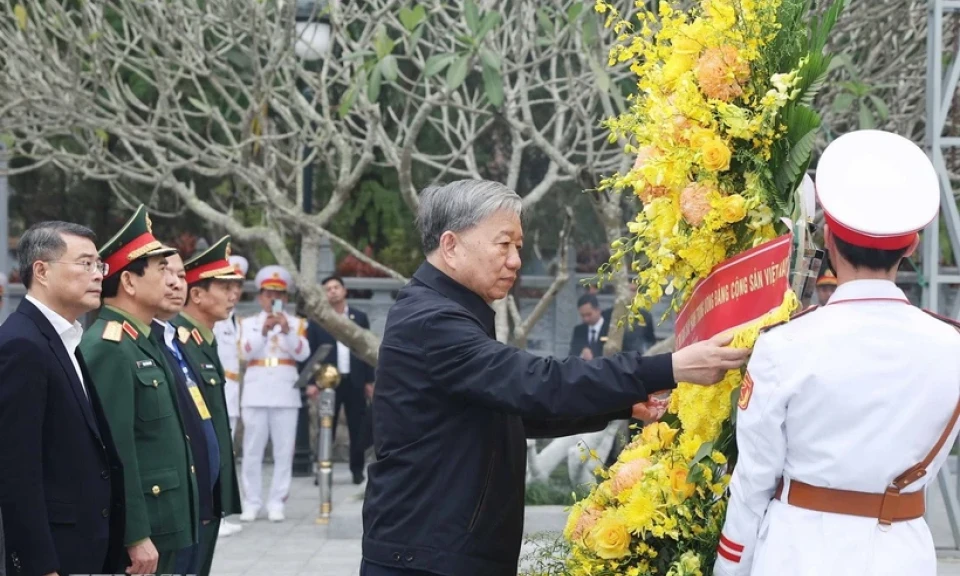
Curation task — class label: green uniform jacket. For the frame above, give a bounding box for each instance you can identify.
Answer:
[172,313,242,516]
[79,306,199,552]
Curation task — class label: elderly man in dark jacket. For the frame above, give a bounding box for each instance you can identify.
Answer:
[361,180,749,576]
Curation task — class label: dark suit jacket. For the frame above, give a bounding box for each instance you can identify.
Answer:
[0,299,125,576]
[568,308,657,357]
[306,308,376,390]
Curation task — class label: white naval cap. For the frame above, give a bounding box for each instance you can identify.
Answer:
[816,129,939,250]
[229,255,249,277]
[255,264,294,292]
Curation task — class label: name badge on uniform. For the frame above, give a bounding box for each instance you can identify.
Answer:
[136,360,155,368]
[189,387,212,420]
[201,363,216,370]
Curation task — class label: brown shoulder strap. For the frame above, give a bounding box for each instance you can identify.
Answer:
[894,317,960,490]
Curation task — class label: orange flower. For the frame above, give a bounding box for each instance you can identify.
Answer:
[680,183,712,226]
[570,505,603,541]
[695,46,750,101]
[610,458,651,496]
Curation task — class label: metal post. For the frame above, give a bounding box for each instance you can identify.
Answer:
[314,364,340,524]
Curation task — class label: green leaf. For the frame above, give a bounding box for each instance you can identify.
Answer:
[775,124,819,196]
[476,12,500,41]
[537,8,554,37]
[338,84,358,118]
[479,47,500,71]
[379,54,399,82]
[689,441,714,466]
[94,129,109,143]
[398,4,426,31]
[465,0,480,34]
[409,23,424,48]
[831,92,855,113]
[869,94,890,120]
[858,105,875,129]
[13,4,27,30]
[582,13,598,47]
[445,53,471,90]
[187,97,210,113]
[567,1,584,22]
[482,63,503,107]
[367,66,383,101]
[373,26,394,60]
[424,53,457,77]
[0,133,14,148]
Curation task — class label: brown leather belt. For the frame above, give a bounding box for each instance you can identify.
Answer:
[224,370,240,381]
[775,479,925,524]
[247,358,296,368]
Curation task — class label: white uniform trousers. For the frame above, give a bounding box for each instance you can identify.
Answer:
[226,377,240,441]
[241,406,299,513]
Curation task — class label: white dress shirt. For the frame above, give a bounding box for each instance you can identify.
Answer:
[588,316,604,344]
[336,306,351,375]
[26,295,86,398]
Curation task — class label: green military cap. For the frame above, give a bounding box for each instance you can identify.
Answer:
[100,204,178,278]
[183,235,244,285]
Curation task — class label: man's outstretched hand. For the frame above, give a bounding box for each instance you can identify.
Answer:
[632,395,670,423]
[671,332,750,385]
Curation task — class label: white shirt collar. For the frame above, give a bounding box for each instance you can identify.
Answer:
[154,319,176,349]
[826,279,909,305]
[589,315,604,332]
[25,295,83,348]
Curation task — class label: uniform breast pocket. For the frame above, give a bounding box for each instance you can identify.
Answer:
[135,368,175,421]
[141,467,185,535]
[200,365,222,388]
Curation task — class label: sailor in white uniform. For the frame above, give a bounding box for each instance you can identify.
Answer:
[237,265,310,523]
[212,254,248,440]
[715,130,960,576]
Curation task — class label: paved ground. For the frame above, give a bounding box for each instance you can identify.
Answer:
[212,463,960,575]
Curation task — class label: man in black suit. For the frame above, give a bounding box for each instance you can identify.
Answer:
[0,222,125,576]
[569,294,657,359]
[306,275,376,485]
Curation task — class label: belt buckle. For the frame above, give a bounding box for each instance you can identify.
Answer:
[266,358,278,367]
[878,485,900,531]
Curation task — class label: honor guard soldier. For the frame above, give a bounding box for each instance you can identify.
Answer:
[172,236,245,572]
[79,205,200,575]
[213,254,248,441]
[715,130,960,576]
[238,265,310,522]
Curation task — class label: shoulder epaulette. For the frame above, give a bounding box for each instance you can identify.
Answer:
[101,320,123,342]
[177,326,192,344]
[922,308,960,330]
[121,321,139,340]
[760,305,819,334]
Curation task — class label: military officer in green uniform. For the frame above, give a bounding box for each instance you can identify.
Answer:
[79,205,199,575]
[172,235,244,576]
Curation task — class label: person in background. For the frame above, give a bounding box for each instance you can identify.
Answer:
[170,237,245,574]
[210,253,247,538]
[570,294,656,359]
[213,255,248,441]
[815,266,838,304]
[80,206,198,575]
[0,222,125,576]
[307,275,376,485]
[238,266,311,523]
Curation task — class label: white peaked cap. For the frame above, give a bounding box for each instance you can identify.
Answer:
[816,129,940,249]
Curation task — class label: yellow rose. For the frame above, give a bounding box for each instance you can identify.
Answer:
[670,468,697,500]
[719,194,747,223]
[586,513,632,559]
[700,138,732,172]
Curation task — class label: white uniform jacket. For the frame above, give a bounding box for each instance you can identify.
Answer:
[239,311,310,408]
[715,279,960,576]
[213,312,242,417]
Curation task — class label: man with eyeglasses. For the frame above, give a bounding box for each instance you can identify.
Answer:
[0,222,125,576]
[80,205,200,575]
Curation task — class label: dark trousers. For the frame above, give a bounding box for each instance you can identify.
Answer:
[361,559,440,576]
[198,519,220,576]
[173,541,200,575]
[156,549,179,575]
[334,381,368,476]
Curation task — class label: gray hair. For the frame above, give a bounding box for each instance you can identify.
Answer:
[18,221,97,289]
[416,180,522,254]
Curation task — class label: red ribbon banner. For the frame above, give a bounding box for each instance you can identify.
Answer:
[674,234,793,350]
